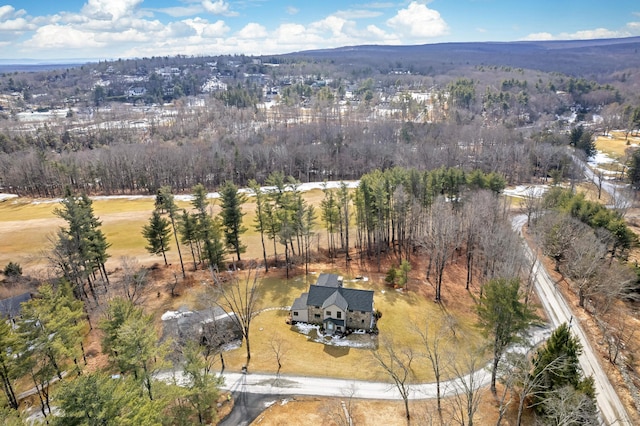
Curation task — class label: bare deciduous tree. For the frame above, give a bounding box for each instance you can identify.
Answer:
[415,319,454,416]
[211,264,261,365]
[562,230,607,309]
[423,197,460,302]
[450,350,485,426]
[118,256,148,304]
[269,332,288,383]
[519,187,542,227]
[371,338,414,424]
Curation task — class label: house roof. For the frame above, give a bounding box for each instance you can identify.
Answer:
[322,290,348,311]
[316,273,342,288]
[291,293,309,311]
[308,285,373,313]
[0,292,32,319]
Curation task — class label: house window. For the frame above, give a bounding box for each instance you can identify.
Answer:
[348,309,353,313]
[361,319,365,324]
[293,312,298,317]
[314,314,321,319]
[361,311,366,314]
[326,311,331,317]
[337,311,342,319]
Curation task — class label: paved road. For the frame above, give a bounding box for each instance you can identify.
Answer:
[513,214,632,426]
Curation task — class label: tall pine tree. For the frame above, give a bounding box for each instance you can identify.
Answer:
[142,210,172,266]
[219,181,247,262]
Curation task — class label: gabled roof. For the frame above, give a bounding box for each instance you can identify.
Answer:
[307,285,374,313]
[322,290,348,311]
[291,293,309,311]
[316,273,342,288]
[0,292,32,319]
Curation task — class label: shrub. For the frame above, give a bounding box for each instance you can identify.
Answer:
[3,262,22,277]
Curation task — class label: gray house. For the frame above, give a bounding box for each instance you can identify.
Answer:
[291,274,374,334]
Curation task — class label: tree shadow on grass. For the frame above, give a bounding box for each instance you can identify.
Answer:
[323,345,350,358]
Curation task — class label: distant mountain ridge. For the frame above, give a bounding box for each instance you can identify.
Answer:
[286,36,640,76]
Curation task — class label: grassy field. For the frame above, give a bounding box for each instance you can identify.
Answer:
[595,130,640,159]
[0,189,488,384]
[0,189,330,273]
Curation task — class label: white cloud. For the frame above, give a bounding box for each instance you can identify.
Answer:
[201,0,237,17]
[567,28,622,39]
[25,25,103,49]
[522,32,554,41]
[286,6,299,16]
[523,26,637,42]
[0,5,17,21]
[386,1,448,40]
[81,0,144,21]
[153,5,202,18]
[334,9,383,20]
[236,23,268,39]
[311,16,351,37]
[201,20,231,38]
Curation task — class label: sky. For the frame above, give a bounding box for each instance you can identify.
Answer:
[1,0,639,62]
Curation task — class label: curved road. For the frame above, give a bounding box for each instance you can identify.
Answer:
[158,211,631,425]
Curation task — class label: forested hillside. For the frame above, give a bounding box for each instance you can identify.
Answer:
[2,38,640,196]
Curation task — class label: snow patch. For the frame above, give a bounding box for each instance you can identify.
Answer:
[588,151,617,166]
[503,185,549,199]
[161,310,193,321]
[0,193,18,201]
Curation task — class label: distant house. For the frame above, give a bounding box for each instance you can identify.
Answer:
[291,274,375,335]
[0,292,32,325]
[126,86,146,97]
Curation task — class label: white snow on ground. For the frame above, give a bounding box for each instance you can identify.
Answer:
[587,150,626,178]
[588,151,617,165]
[14,180,360,204]
[292,323,376,349]
[0,193,18,201]
[503,185,549,199]
[161,310,193,321]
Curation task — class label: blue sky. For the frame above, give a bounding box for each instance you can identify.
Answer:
[1,0,639,61]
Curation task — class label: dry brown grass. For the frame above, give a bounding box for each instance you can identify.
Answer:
[595,131,640,159]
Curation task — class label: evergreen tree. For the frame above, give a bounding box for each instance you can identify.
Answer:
[569,125,596,159]
[52,372,163,426]
[219,181,247,262]
[155,186,185,278]
[178,210,199,271]
[52,189,110,302]
[476,278,538,394]
[16,282,87,417]
[531,323,598,422]
[321,184,340,259]
[202,217,227,271]
[0,319,19,409]
[248,179,269,272]
[179,342,223,424]
[142,211,172,266]
[190,183,226,270]
[99,299,169,401]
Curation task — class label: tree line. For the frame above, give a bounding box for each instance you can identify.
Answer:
[0,115,584,198]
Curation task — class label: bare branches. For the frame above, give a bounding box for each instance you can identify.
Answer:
[371,337,414,423]
[211,264,261,364]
